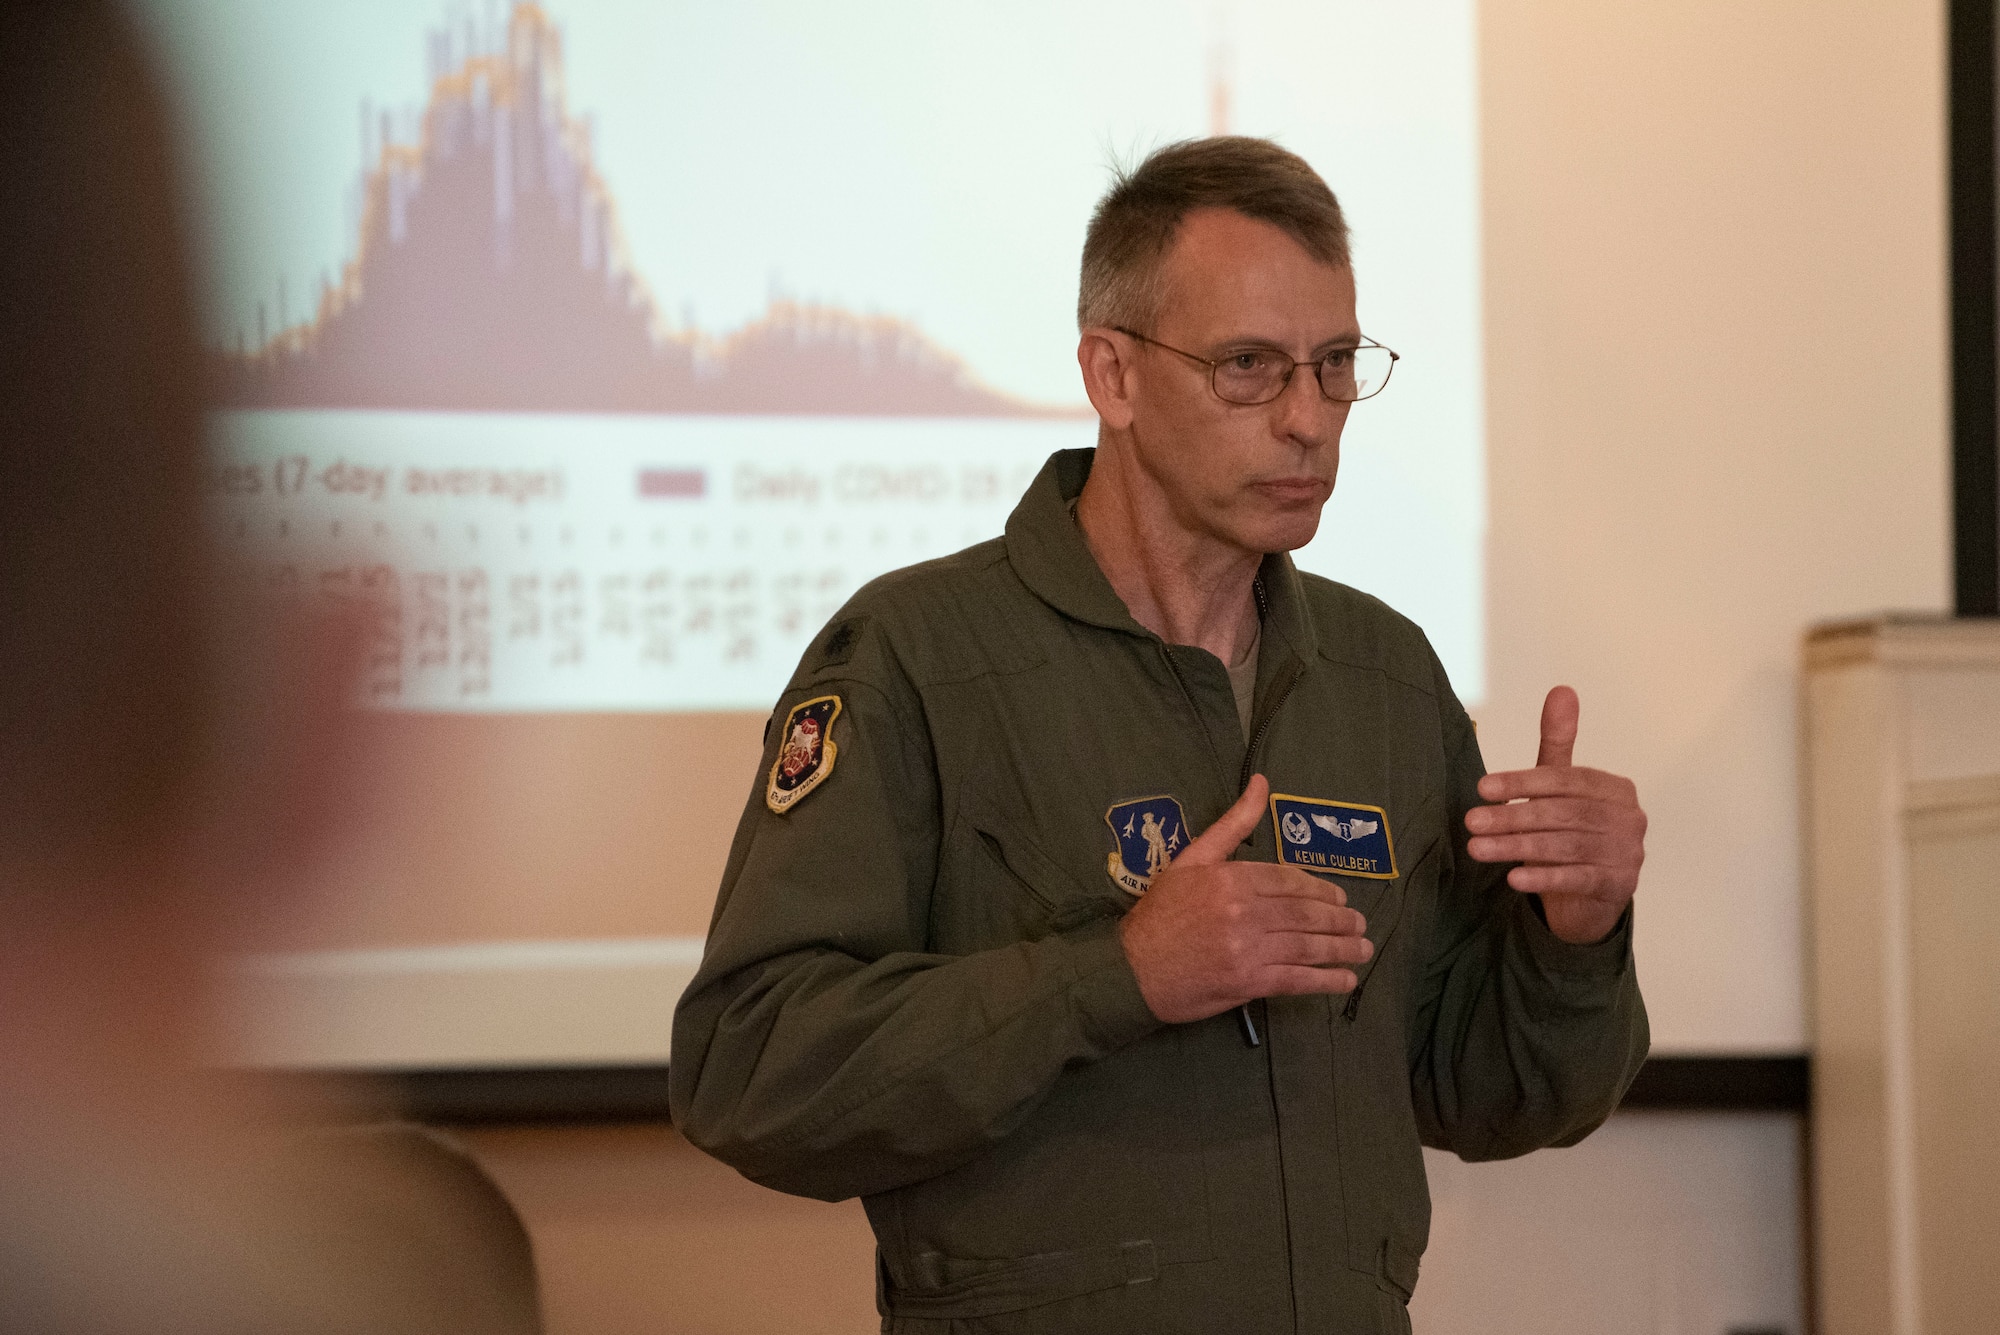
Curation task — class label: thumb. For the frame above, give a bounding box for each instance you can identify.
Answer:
[1537,685,1579,768]
[1176,773,1270,866]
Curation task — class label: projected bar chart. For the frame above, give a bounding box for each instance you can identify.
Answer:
[198,3,1092,709]
[215,5,1069,419]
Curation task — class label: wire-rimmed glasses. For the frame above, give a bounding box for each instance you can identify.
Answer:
[1111,326,1399,404]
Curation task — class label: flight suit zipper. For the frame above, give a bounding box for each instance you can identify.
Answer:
[1239,585,1302,1335]
[1230,664,1298,1051]
[1238,577,1299,790]
[1230,580,1299,1047]
[1239,669,1299,791]
[1154,634,1270,1048]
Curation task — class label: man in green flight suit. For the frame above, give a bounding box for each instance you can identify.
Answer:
[670,137,1650,1334]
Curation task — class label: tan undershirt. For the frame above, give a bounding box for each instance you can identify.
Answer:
[1228,621,1260,741]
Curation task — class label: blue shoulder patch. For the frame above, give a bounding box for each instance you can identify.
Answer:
[1103,794,1189,896]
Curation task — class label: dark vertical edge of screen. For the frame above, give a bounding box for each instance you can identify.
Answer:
[1952,0,2000,615]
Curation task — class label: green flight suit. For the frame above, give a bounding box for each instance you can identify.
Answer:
[669,448,1648,1334]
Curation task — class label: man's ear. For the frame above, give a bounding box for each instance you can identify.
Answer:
[1077,329,1137,431]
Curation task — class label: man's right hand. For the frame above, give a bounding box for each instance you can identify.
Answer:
[1119,774,1373,1024]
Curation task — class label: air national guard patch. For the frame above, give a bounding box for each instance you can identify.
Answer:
[766,695,841,814]
[1104,795,1189,896]
[1269,793,1399,880]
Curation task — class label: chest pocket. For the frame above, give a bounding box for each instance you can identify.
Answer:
[937,798,1128,952]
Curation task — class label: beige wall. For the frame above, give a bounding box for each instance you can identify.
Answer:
[1475,0,1949,1050]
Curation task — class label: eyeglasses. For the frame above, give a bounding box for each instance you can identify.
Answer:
[1111,326,1399,405]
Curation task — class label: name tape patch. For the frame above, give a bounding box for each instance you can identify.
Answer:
[1269,793,1398,880]
[766,694,842,813]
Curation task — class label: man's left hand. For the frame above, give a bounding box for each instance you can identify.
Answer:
[1464,686,1646,945]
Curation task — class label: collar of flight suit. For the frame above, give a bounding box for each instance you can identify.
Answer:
[1003,447,1320,666]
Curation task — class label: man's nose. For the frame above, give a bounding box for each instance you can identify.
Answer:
[1272,362,1335,445]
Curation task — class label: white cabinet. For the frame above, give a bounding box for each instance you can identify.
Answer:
[1803,616,2000,1335]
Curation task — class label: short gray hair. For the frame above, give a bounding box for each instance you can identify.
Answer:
[1077,136,1350,331]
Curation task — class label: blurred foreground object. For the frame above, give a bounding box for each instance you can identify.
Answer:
[0,3,539,1331]
[262,1124,544,1335]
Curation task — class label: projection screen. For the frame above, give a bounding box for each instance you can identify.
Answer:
[136,0,1483,1070]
